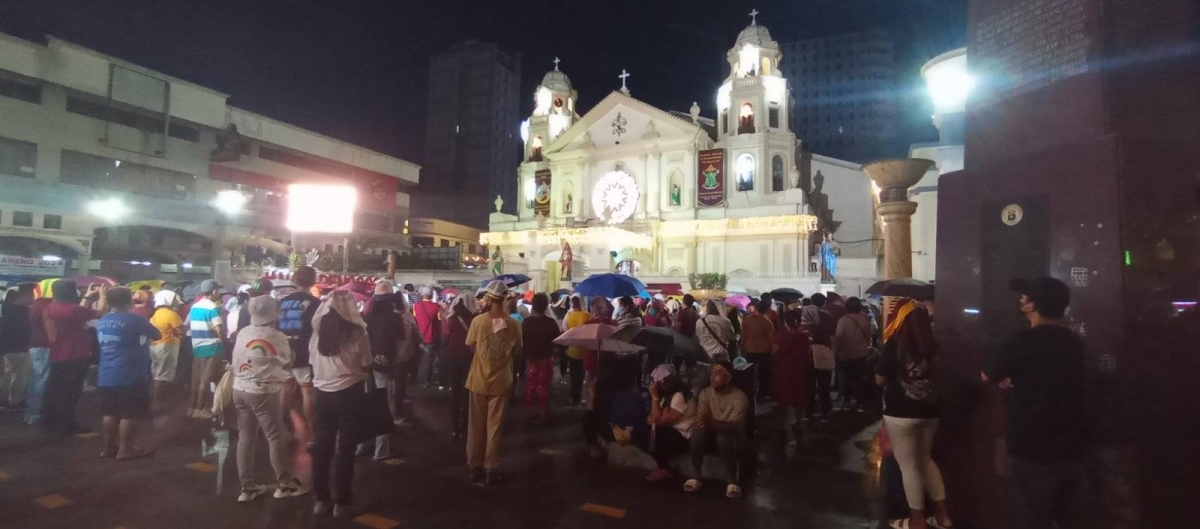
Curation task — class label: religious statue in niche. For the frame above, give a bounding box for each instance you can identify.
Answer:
[564,193,573,214]
[611,112,628,137]
[490,247,504,276]
[559,241,574,282]
[670,183,681,206]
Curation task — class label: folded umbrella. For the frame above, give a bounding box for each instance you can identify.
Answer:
[573,273,647,298]
[553,323,645,354]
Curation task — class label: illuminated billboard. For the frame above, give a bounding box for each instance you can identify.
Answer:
[286,184,356,233]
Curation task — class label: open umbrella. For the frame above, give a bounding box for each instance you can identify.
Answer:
[769,287,804,303]
[865,278,934,300]
[482,274,532,288]
[725,294,753,310]
[553,323,645,354]
[610,325,706,360]
[574,273,647,298]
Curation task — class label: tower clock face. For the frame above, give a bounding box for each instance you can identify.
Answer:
[553,97,564,108]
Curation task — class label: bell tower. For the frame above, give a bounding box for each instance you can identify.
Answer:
[522,58,579,163]
[716,10,799,199]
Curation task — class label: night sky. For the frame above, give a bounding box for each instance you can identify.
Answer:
[1,0,967,164]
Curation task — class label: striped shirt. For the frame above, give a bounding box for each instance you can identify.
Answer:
[188,298,225,359]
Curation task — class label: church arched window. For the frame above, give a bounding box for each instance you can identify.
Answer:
[735,153,755,191]
[738,103,755,134]
[530,136,543,161]
[771,155,784,192]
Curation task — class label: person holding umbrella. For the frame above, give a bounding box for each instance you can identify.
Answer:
[464,280,522,486]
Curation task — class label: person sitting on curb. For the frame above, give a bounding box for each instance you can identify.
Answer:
[685,360,750,499]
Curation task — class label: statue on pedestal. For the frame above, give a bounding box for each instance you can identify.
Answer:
[819,231,839,284]
[494,195,504,213]
[490,247,504,276]
[670,183,681,206]
[564,193,573,214]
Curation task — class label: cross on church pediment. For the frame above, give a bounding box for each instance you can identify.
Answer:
[749,8,759,25]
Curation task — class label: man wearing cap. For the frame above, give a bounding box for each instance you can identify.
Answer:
[236,278,275,335]
[148,289,185,409]
[278,267,320,443]
[464,280,522,486]
[982,277,1089,529]
[414,286,444,388]
[187,280,227,419]
[685,360,750,499]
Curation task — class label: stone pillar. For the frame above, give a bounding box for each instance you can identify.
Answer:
[864,159,935,280]
[646,152,661,217]
[877,201,919,279]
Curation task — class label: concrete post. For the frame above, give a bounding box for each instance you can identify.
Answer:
[863,159,935,281]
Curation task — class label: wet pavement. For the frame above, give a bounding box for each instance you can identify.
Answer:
[0,377,884,529]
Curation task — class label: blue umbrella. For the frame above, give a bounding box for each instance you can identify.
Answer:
[574,273,647,298]
[482,274,532,288]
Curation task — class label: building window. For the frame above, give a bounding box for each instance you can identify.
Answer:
[530,136,543,161]
[13,211,33,227]
[735,153,755,192]
[60,150,196,200]
[43,214,62,230]
[737,103,755,134]
[721,110,728,134]
[0,136,37,178]
[771,155,785,192]
[65,96,199,143]
[0,75,41,104]
[769,106,780,128]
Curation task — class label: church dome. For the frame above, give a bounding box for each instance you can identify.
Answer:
[735,24,776,47]
[541,70,573,92]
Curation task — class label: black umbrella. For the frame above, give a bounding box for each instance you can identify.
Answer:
[769,287,804,303]
[865,278,934,300]
[611,325,707,360]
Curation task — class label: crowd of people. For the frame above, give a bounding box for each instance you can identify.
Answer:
[0,271,1091,529]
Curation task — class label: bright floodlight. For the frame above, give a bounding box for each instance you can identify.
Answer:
[922,49,973,112]
[42,254,62,262]
[86,197,130,221]
[287,184,356,233]
[213,190,249,216]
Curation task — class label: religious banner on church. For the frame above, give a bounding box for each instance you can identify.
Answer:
[534,169,552,217]
[697,149,726,208]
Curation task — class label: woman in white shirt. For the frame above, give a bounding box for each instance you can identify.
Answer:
[695,300,735,362]
[640,365,696,482]
[308,291,372,518]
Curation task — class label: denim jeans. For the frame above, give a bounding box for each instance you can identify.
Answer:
[24,348,50,424]
[417,343,441,386]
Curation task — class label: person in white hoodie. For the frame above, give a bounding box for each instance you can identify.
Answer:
[231,296,308,503]
[308,291,373,518]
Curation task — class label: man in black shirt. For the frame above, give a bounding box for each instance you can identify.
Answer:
[982,276,1089,529]
[278,268,318,444]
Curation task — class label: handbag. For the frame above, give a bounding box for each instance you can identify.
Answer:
[699,316,735,359]
[811,343,836,370]
[851,316,878,358]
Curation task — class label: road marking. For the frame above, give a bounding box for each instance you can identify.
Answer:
[580,503,626,519]
[380,458,405,466]
[185,462,218,473]
[539,448,568,456]
[76,432,99,438]
[354,513,400,529]
[34,494,72,509]
[0,469,10,480]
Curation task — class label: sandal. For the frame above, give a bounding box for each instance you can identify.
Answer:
[927,517,954,529]
[683,479,702,492]
[888,519,911,529]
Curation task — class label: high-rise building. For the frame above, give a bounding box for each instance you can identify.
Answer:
[781,29,902,163]
[418,40,521,229]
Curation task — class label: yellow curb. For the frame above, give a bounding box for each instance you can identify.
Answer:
[185,462,217,473]
[380,458,405,466]
[354,513,400,529]
[35,494,72,509]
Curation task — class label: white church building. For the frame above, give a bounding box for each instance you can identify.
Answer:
[483,15,882,294]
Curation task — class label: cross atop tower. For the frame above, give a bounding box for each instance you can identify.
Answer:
[749,8,759,25]
[618,69,630,91]
[553,57,561,71]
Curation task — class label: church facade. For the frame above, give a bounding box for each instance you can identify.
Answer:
[484,17,879,294]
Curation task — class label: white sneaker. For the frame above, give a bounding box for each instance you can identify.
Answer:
[726,484,743,499]
[683,479,702,493]
[312,501,331,517]
[238,485,268,503]
[273,478,310,499]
